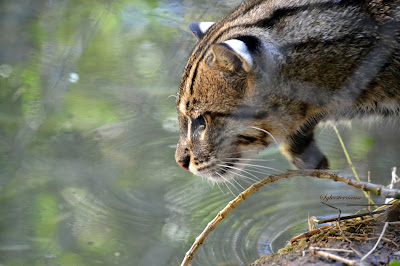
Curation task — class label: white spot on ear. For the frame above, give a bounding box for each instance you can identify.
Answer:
[199,22,215,34]
[223,39,253,68]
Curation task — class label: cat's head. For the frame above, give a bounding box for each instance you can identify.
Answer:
[175,22,302,181]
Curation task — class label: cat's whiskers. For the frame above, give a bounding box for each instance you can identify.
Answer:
[231,177,246,190]
[200,175,206,187]
[215,163,259,183]
[204,174,216,189]
[225,157,275,162]
[228,162,281,173]
[217,163,261,183]
[215,172,238,196]
[234,167,274,176]
[213,177,226,195]
[250,126,279,146]
[221,162,275,177]
[219,159,281,177]
[213,166,253,187]
[225,169,261,183]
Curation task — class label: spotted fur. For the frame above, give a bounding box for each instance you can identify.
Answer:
[175,0,400,181]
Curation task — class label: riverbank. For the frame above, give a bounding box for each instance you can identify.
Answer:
[252,200,400,265]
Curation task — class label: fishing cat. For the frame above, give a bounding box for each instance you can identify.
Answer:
[175,0,400,181]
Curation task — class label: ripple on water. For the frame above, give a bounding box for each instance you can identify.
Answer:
[176,176,368,265]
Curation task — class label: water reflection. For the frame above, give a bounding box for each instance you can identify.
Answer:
[0,0,399,265]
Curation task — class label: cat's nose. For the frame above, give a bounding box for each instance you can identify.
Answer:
[177,156,190,170]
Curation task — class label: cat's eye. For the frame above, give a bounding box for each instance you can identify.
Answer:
[190,115,206,142]
[191,115,206,134]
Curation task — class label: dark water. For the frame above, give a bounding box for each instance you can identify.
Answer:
[1,0,399,265]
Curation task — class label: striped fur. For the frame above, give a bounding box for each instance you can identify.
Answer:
[175,0,400,181]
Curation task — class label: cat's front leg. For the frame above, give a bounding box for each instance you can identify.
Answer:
[280,126,328,169]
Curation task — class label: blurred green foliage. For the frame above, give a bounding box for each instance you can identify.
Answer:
[0,0,181,264]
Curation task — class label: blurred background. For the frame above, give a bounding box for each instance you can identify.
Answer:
[0,0,399,265]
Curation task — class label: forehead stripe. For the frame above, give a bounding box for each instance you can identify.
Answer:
[180,0,267,103]
[189,67,197,95]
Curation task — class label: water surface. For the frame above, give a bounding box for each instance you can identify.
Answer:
[1,0,399,265]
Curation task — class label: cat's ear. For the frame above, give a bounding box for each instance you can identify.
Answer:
[210,39,253,72]
[189,22,215,40]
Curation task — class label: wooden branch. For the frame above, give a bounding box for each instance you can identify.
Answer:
[180,170,400,266]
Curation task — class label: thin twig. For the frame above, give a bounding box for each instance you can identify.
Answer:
[320,202,363,259]
[309,247,354,253]
[310,249,359,265]
[349,245,364,259]
[368,171,371,212]
[317,210,387,224]
[321,202,352,243]
[386,167,399,204]
[360,222,389,261]
[180,170,400,266]
[290,224,333,243]
[381,237,399,247]
[332,126,374,204]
